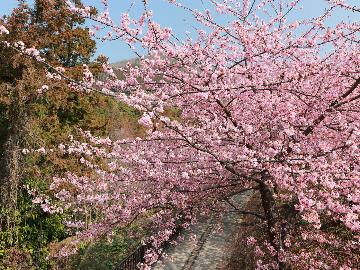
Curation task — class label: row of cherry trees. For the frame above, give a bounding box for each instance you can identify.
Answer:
[2,0,359,269]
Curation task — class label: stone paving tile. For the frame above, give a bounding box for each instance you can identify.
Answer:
[152,193,251,270]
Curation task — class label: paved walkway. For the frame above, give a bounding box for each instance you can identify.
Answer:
[152,193,251,270]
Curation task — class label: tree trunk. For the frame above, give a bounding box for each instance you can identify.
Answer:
[0,133,21,232]
[0,107,24,237]
[258,179,286,270]
[258,181,277,247]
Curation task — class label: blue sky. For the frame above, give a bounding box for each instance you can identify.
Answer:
[1,0,358,62]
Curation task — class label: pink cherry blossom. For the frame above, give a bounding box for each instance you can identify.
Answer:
[7,0,359,268]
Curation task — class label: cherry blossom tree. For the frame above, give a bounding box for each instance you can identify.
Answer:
[2,0,359,268]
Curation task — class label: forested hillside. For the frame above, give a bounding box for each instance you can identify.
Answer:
[0,1,143,269]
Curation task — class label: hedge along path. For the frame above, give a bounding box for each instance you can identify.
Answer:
[153,192,252,270]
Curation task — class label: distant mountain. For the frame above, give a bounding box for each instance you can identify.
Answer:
[94,58,139,82]
[110,58,140,68]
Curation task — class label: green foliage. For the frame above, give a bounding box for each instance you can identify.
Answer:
[1,191,66,269]
[71,234,140,270]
